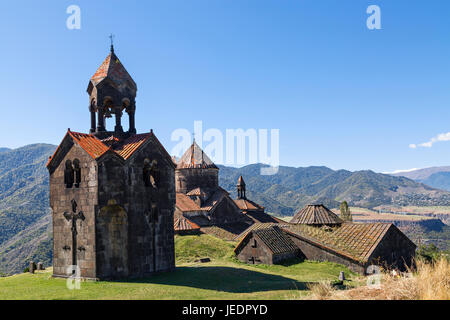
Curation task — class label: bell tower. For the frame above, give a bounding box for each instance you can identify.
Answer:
[87,39,137,137]
[237,176,246,199]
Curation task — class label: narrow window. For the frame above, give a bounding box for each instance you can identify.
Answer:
[143,159,160,188]
[73,159,81,188]
[64,160,74,188]
[251,239,257,248]
[149,160,160,188]
[143,158,151,187]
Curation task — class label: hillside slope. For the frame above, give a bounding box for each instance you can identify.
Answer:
[0,144,56,274]
[219,164,450,215]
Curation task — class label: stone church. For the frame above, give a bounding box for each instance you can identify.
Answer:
[46,45,176,280]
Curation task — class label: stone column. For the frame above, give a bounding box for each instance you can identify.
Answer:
[128,108,136,134]
[114,107,123,133]
[97,106,106,132]
[89,104,96,133]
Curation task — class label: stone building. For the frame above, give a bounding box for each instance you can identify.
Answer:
[235,204,417,273]
[46,46,176,280]
[234,226,300,265]
[174,141,249,228]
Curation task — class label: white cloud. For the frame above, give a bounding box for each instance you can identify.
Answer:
[409,132,450,149]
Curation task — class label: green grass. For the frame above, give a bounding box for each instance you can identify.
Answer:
[0,234,357,300]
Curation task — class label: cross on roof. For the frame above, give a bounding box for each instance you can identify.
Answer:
[109,34,115,52]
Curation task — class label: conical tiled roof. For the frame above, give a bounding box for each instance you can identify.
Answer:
[290,204,343,226]
[177,141,218,169]
[90,49,137,90]
[237,176,245,186]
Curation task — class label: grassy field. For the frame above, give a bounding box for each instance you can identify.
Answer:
[0,235,357,300]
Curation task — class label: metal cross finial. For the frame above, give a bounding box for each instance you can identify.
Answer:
[109,34,115,53]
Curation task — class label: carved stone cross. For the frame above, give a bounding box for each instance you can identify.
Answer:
[64,199,85,269]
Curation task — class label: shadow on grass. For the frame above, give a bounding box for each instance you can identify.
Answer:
[121,266,311,293]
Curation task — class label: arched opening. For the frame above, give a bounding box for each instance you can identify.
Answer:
[73,159,81,188]
[64,160,74,188]
[143,159,160,188]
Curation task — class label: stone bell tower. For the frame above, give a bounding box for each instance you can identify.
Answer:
[47,44,176,280]
[87,43,137,137]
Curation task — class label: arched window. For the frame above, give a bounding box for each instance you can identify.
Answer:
[143,159,160,188]
[64,160,74,188]
[73,159,81,188]
[143,159,151,187]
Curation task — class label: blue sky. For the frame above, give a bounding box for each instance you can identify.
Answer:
[0,0,449,172]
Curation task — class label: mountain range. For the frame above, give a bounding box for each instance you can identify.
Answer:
[390,166,450,192]
[2,143,450,274]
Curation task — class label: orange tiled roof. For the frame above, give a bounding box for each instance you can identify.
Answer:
[176,189,228,213]
[177,141,218,169]
[69,131,110,159]
[47,130,161,168]
[90,51,136,89]
[186,187,208,196]
[176,193,201,212]
[174,216,200,232]
[114,133,151,160]
[283,223,393,263]
[234,199,264,211]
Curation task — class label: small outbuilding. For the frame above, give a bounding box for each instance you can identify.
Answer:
[283,222,417,274]
[234,226,300,265]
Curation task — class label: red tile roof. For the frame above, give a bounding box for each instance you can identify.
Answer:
[114,133,151,160]
[69,131,110,159]
[47,130,167,168]
[176,141,218,169]
[90,52,136,89]
[234,199,264,212]
[174,216,200,232]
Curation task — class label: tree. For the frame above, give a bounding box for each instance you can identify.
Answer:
[340,201,352,222]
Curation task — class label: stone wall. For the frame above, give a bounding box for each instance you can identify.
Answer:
[175,168,218,193]
[287,235,365,274]
[209,196,247,225]
[368,226,416,271]
[236,234,273,264]
[50,143,98,279]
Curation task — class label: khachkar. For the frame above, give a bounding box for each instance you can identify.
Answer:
[47,44,176,280]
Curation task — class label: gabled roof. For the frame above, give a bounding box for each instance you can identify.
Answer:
[282,223,394,263]
[90,50,137,89]
[290,204,343,226]
[177,141,218,169]
[114,133,151,160]
[235,222,289,241]
[234,199,264,212]
[186,187,208,197]
[47,129,175,169]
[175,188,227,213]
[235,226,299,255]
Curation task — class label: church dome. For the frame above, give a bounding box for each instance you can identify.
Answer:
[176,141,218,169]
